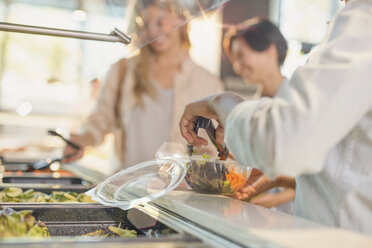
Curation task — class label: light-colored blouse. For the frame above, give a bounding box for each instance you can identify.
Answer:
[125,82,174,167]
[79,55,224,170]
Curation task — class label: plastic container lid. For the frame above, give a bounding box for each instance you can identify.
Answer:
[86,158,186,209]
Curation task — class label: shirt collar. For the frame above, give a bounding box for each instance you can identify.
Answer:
[274,77,289,98]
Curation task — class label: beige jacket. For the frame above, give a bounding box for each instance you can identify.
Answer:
[79,55,224,168]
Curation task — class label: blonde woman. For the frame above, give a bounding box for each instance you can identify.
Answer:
[64,0,223,170]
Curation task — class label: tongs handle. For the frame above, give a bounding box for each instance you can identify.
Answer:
[188,117,229,160]
[48,130,81,150]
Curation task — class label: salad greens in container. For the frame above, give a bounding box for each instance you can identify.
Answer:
[185,154,251,194]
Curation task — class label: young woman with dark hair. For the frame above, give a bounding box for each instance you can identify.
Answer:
[221,17,295,213]
[223,17,288,98]
[180,0,372,234]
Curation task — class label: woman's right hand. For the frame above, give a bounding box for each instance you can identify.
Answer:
[63,134,84,163]
[179,93,244,147]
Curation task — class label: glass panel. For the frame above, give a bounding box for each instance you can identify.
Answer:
[1,0,229,56]
[0,0,227,118]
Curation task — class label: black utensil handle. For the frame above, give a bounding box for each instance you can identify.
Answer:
[48,130,81,150]
[64,139,81,150]
[194,117,229,160]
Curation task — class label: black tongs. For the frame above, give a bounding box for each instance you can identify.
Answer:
[31,130,81,170]
[48,130,81,150]
[187,117,229,160]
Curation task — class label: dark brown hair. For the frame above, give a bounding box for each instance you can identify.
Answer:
[224,17,288,65]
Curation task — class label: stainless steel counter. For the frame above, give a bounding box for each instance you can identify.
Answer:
[152,190,372,248]
[2,177,372,247]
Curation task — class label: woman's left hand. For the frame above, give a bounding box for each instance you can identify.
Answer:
[249,188,295,208]
[232,169,296,202]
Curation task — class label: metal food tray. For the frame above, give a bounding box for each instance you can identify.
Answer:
[0,186,96,205]
[5,205,187,239]
[0,183,93,192]
[2,175,88,185]
[1,162,105,187]
[3,163,31,171]
[0,185,90,194]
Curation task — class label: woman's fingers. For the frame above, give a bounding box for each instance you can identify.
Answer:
[179,110,208,146]
[249,188,295,208]
[179,111,196,144]
[233,185,257,200]
[180,93,244,146]
[179,96,217,147]
[62,133,84,163]
[232,173,272,201]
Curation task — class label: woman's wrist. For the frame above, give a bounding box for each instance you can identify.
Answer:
[73,132,94,148]
[276,176,296,189]
[209,93,244,126]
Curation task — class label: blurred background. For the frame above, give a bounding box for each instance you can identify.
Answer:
[0,0,343,174]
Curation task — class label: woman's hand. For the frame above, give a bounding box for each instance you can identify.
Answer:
[62,134,84,163]
[179,93,244,147]
[232,168,296,208]
[249,188,295,208]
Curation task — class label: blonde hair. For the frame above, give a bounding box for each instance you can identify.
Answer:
[130,0,191,106]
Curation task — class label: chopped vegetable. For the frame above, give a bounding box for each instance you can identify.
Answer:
[82,228,108,238]
[185,155,248,194]
[0,208,138,240]
[0,188,96,203]
[225,166,247,191]
[108,226,137,238]
[81,224,137,238]
[5,187,23,198]
[0,208,49,238]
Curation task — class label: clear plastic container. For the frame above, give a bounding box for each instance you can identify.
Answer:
[185,156,251,195]
[86,158,186,209]
[86,142,252,209]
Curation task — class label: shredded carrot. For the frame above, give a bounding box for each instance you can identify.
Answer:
[225,166,247,191]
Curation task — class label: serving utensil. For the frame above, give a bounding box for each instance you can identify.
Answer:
[47,130,81,150]
[187,117,229,160]
[32,152,78,170]
[31,130,81,170]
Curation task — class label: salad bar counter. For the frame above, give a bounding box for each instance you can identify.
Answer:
[1,205,180,238]
[1,157,372,248]
[0,160,231,248]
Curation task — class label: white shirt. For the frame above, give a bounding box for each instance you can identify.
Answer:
[270,78,295,215]
[125,82,173,167]
[225,0,372,234]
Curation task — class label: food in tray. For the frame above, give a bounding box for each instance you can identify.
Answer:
[0,187,96,203]
[0,208,138,239]
[0,208,50,238]
[82,225,137,238]
[109,226,137,237]
[185,154,249,194]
